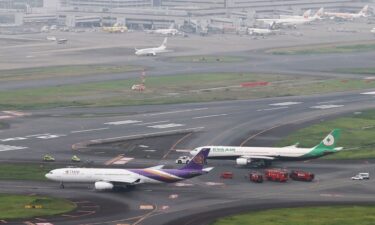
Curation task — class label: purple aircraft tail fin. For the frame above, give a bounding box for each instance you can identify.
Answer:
[181,148,210,171]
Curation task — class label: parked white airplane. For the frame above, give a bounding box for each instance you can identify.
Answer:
[258,8,323,27]
[135,38,169,56]
[371,28,375,34]
[248,28,279,36]
[323,5,369,20]
[279,9,311,19]
[147,24,179,36]
[46,148,212,190]
[190,129,342,166]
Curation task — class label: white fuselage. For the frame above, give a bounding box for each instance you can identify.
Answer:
[371,28,375,34]
[258,16,317,27]
[248,28,275,35]
[46,168,162,184]
[135,45,167,56]
[153,29,179,35]
[192,146,312,159]
[325,12,362,20]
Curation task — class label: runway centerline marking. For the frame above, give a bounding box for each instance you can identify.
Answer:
[104,120,142,125]
[71,127,109,133]
[310,104,344,109]
[269,102,302,106]
[148,123,184,129]
[257,106,288,112]
[192,114,227,119]
[135,120,170,126]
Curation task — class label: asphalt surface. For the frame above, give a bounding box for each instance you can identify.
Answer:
[0,17,375,225]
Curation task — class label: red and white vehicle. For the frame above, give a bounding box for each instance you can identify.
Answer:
[265,169,288,182]
[249,172,263,183]
[289,170,314,182]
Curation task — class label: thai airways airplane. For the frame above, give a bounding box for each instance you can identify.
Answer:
[46,148,212,190]
[191,129,342,167]
[323,5,369,20]
[135,38,169,56]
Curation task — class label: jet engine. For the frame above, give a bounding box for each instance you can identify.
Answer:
[236,157,251,166]
[95,181,114,190]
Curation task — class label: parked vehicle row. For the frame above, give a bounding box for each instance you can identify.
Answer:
[219,169,315,183]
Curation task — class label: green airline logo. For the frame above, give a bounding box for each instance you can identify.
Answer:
[303,129,341,158]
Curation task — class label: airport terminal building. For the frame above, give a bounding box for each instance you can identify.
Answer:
[0,0,373,30]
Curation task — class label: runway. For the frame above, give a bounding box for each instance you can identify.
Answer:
[0,89,374,224]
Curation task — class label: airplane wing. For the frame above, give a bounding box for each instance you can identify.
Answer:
[283,142,299,148]
[104,177,141,185]
[240,155,275,160]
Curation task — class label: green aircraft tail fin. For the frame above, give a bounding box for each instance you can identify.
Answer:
[304,129,341,158]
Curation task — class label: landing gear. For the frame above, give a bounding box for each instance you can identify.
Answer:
[60,182,65,189]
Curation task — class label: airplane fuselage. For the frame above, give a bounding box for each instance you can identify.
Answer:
[135,46,167,56]
[195,146,314,160]
[46,168,204,184]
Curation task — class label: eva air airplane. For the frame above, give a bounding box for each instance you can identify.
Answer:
[190,129,342,166]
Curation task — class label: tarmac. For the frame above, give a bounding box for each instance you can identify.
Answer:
[0,16,374,225]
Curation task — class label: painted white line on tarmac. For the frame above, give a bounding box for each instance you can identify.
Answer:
[0,144,27,152]
[146,108,208,117]
[257,107,288,112]
[269,102,302,106]
[193,114,227,119]
[112,157,134,165]
[1,137,27,142]
[310,105,344,109]
[71,127,109,133]
[135,120,170,126]
[361,91,375,95]
[35,134,66,139]
[104,120,142,125]
[90,127,204,143]
[148,123,185,129]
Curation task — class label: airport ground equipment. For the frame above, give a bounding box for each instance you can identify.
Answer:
[249,172,263,183]
[43,154,55,162]
[290,170,314,182]
[265,169,288,182]
[351,175,364,180]
[71,155,81,162]
[176,156,191,164]
[220,172,234,179]
[351,172,370,180]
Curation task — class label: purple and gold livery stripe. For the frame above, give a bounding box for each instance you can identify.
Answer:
[130,169,184,183]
